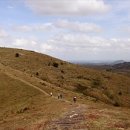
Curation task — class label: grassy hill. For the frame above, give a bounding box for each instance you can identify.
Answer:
[0,47,130,106]
[0,47,130,129]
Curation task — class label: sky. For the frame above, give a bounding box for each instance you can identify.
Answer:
[0,0,130,62]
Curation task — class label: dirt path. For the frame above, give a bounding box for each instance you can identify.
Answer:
[5,70,71,104]
[29,103,130,130]
[0,63,71,104]
[1,63,130,130]
[41,104,89,130]
[0,63,50,96]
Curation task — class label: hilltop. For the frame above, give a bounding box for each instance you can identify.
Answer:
[0,47,130,129]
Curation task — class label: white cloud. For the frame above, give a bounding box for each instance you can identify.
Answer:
[41,44,53,52]
[13,25,32,32]
[12,38,37,47]
[25,0,110,16]
[13,20,102,33]
[13,23,54,32]
[44,34,111,48]
[54,19,102,33]
[0,29,8,38]
[0,36,41,52]
[38,33,130,60]
[0,32,130,61]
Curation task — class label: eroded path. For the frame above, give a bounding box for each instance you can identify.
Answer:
[43,104,88,130]
[28,103,130,130]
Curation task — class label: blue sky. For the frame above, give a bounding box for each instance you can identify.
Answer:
[0,0,130,61]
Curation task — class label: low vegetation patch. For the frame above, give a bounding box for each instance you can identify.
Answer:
[53,62,59,68]
[91,78,102,88]
[15,53,20,57]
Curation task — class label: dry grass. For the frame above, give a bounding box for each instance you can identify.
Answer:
[0,47,130,129]
[1,47,130,107]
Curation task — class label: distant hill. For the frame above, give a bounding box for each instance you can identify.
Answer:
[112,62,130,69]
[73,60,126,66]
[111,60,125,65]
[80,60,130,78]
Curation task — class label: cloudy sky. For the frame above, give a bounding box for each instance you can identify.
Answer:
[0,0,130,61]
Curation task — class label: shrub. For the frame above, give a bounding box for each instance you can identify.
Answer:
[106,68,112,72]
[92,78,102,88]
[61,76,64,79]
[113,101,120,107]
[53,62,59,68]
[118,91,122,96]
[15,53,20,57]
[86,78,91,80]
[103,75,111,79]
[61,62,64,65]
[40,82,46,86]
[61,70,64,73]
[48,63,51,66]
[75,83,86,93]
[77,75,84,79]
[36,72,39,76]
[105,90,114,100]
[17,107,29,114]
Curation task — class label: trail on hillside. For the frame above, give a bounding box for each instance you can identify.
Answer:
[1,63,88,129]
[43,104,89,130]
[0,63,49,96]
[4,69,71,103]
[30,104,130,130]
[1,63,130,130]
[0,63,71,104]
[6,72,49,96]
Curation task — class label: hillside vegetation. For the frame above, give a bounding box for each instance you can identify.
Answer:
[0,47,130,129]
[0,47,130,108]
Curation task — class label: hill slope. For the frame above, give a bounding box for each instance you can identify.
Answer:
[0,47,130,107]
[0,47,130,129]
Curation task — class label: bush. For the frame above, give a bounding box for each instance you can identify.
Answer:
[15,53,20,57]
[113,101,120,107]
[61,76,64,79]
[118,91,122,96]
[106,69,112,72]
[75,83,87,93]
[53,62,59,68]
[36,72,39,76]
[105,90,114,100]
[92,78,102,88]
[48,62,51,66]
[61,70,64,73]
[17,107,29,114]
[77,75,84,79]
[61,62,64,65]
